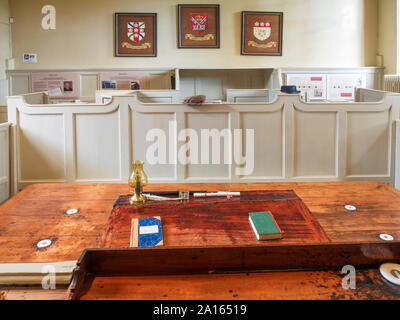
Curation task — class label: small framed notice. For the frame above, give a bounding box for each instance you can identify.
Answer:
[115,12,157,57]
[23,53,38,63]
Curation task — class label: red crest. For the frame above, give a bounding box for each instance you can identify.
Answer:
[190,14,208,33]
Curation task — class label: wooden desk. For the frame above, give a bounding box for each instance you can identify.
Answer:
[1,182,400,300]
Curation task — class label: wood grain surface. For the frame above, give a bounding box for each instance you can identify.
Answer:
[0,181,400,263]
[79,269,400,300]
[101,190,330,248]
[1,181,400,300]
[67,242,400,300]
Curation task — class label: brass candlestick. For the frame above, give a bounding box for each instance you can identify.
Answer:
[129,160,148,204]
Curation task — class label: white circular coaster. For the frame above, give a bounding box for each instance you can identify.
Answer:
[379,233,395,241]
[65,208,79,215]
[380,263,400,286]
[344,205,357,212]
[36,239,52,249]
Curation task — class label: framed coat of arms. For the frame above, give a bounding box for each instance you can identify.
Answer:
[115,13,157,57]
[178,4,220,49]
[241,11,283,56]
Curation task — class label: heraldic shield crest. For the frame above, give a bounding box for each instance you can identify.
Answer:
[190,14,208,33]
[253,21,271,41]
[128,22,145,42]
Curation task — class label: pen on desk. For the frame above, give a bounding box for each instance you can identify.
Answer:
[193,192,241,198]
[148,191,207,196]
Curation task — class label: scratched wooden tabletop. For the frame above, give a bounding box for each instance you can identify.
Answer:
[0,181,400,263]
[1,181,400,300]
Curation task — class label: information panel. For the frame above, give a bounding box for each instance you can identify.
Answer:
[31,72,80,99]
[100,72,148,90]
[327,74,366,101]
[285,74,327,101]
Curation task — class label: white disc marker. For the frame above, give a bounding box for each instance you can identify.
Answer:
[36,239,53,249]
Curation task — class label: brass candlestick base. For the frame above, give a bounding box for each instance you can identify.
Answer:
[130,192,146,204]
[129,160,148,205]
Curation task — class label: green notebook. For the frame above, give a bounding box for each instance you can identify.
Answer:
[249,211,283,241]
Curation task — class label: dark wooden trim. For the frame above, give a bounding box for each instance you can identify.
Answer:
[68,242,400,299]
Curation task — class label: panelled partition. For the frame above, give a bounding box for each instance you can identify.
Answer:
[6,89,400,195]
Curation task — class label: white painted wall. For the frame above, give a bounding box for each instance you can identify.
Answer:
[9,0,378,70]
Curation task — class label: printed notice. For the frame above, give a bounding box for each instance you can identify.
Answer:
[285,73,327,101]
[23,53,38,64]
[100,72,148,90]
[31,72,80,99]
[327,74,366,101]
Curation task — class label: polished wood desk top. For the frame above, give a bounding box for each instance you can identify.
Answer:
[1,181,400,264]
[101,190,330,248]
[1,181,400,300]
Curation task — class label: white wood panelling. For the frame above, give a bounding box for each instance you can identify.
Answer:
[178,69,273,101]
[75,112,121,181]
[293,109,337,178]
[132,110,177,180]
[0,123,10,203]
[7,90,400,193]
[9,73,30,95]
[185,112,231,179]
[346,110,391,177]
[239,109,284,178]
[96,90,181,104]
[226,89,279,103]
[19,113,65,181]
[80,73,99,102]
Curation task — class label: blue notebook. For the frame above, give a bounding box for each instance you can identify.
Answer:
[130,216,163,247]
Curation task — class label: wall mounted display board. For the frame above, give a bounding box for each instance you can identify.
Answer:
[178,4,220,48]
[285,73,327,101]
[241,11,283,56]
[115,13,157,57]
[31,72,80,99]
[100,72,149,90]
[327,74,366,101]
